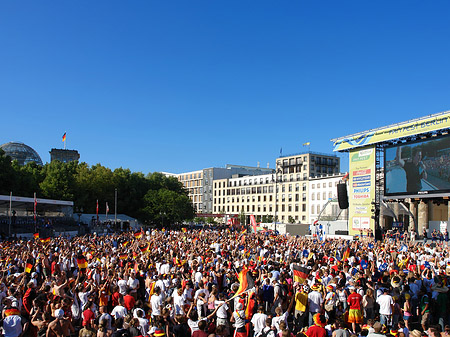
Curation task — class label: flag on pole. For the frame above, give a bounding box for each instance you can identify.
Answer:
[250,215,257,233]
[342,246,350,261]
[34,193,37,221]
[96,200,99,222]
[280,147,283,156]
[33,233,39,239]
[303,142,310,146]
[106,202,109,217]
[233,268,255,298]
[293,264,309,284]
[134,231,142,239]
[62,132,66,142]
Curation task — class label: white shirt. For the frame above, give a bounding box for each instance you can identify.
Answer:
[272,311,289,332]
[150,294,163,316]
[308,291,323,313]
[251,312,268,335]
[215,300,228,319]
[376,294,393,315]
[117,279,128,296]
[111,305,128,319]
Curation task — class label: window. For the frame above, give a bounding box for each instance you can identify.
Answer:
[302,204,306,212]
[317,193,320,200]
[311,205,315,213]
[329,182,332,187]
[323,183,326,188]
[312,193,315,200]
[317,205,321,213]
[312,184,315,189]
[289,184,292,192]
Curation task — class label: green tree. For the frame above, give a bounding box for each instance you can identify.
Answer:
[288,216,295,224]
[40,161,78,201]
[0,149,17,195]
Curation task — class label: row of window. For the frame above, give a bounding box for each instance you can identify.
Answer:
[213,203,307,214]
[311,192,334,200]
[179,172,203,181]
[311,181,338,189]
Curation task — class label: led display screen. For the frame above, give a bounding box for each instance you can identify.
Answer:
[384,134,450,197]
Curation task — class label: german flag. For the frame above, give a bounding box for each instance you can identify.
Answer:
[40,237,50,243]
[119,253,127,260]
[148,282,155,296]
[181,228,187,233]
[132,251,139,259]
[139,243,150,253]
[134,231,142,239]
[122,241,129,247]
[33,233,39,239]
[342,246,350,261]
[4,308,20,317]
[293,264,309,284]
[234,268,255,298]
[77,256,88,269]
[25,261,33,273]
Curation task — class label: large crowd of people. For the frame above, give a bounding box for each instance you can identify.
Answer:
[0,228,449,337]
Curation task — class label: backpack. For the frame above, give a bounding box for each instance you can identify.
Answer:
[276,284,287,301]
[260,327,276,337]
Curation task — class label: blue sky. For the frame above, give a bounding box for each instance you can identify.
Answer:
[1,1,449,174]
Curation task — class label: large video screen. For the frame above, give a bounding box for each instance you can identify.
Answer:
[385,134,450,197]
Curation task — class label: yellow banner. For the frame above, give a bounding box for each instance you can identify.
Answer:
[333,111,450,151]
[348,146,375,236]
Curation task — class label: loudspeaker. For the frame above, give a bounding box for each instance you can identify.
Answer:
[375,229,382,241]
[337,183,349,209]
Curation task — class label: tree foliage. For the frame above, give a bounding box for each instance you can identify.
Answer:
[0,151,194,224]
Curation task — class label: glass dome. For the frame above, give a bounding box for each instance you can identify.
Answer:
[0,142,43,166]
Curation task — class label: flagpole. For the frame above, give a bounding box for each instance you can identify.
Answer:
[114,188,117,226]
[106,202,108,221]
[9,192,12,237]
[34,192,37,233]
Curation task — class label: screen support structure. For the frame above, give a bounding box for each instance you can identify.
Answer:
[372,144,384,238]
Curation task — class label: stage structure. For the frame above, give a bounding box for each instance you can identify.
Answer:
[331,110,450,237]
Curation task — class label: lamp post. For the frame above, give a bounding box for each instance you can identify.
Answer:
[273,168,282,233]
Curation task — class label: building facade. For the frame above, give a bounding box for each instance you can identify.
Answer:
[177,164,273,213]
[49,148,80,163]
[309,173,346,224]
[212,152,341,224]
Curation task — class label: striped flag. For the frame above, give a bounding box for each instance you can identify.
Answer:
[119,253,127,260]
[134,231,142,239]
[181,228,187,233]
[62,132,66,142]
[139,243,150,253]
[293,264,309,284]
[40,237,50,243]
[25,261,33,273]
[33,233,39,239]
[77,256,88,269]
[342,247,350,261]
[233,268,255,298]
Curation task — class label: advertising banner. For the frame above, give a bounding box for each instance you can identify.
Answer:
[333,111,450,151]
[349,146,376,235]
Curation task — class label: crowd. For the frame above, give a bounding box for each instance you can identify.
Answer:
[0,229,449,337]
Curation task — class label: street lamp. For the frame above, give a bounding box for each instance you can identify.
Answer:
[273,168,282,233]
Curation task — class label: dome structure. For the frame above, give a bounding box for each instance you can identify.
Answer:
[0,142,43,166]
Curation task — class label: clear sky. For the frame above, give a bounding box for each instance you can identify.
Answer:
[1,1,449,174]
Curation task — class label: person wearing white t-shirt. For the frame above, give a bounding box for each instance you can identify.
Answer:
[376,288,393,326]
[150,287,163,319]
[251,305,268,337]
